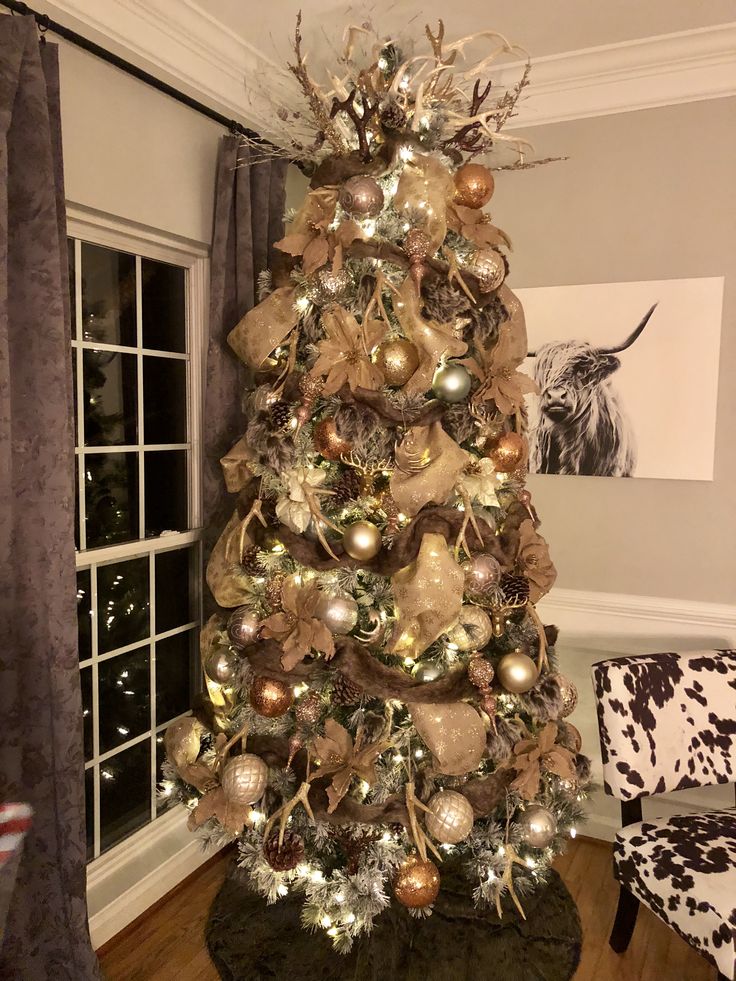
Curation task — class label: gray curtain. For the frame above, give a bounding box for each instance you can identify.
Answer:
[204,138,288,557]
[0,16,100,980]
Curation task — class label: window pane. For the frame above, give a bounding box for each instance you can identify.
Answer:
[142,357,187,444]
[80,666,93,761]
[84,451,139,548]
[97,557,150,654]
[141,259,186,353]
[99,741,151,852]
[77,568,92,661]
[68,240,77,339]
[155,546,195,634]
[81,243,136,347]
[98,648,150,754]
[85,767,95,861]
[144,451,188,536]
[156,734,172,815]
[155,629,195,725]
[83,350,138,446]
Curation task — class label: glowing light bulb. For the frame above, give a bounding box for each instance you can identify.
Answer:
[321,915,332,928]
[277,884,288,896]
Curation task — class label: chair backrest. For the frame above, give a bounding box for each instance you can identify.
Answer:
[591,649,736,800]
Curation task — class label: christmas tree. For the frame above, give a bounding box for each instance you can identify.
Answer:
[163,17,588,951]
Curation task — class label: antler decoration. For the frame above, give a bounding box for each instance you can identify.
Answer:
[455,487,485,560]
[496,842,528,920]
[443,79,493,153]
[330,88,378,162]
[263,751,316,848]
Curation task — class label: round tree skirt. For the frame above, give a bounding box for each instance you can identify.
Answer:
[205,858,582,981]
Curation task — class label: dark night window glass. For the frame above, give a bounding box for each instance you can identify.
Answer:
[155,547,195,634]
[85,768,95,861]
[98,648,150,754]
[99,741,151,852]
[80,666,93,760]
[156,735,172,814]
[142,357,187,444]
[141,258,186,353]
[97,557,150,654]
[83,350,138,446]
[81,243,136,347]
[77,568,92,661]
[68,240,76,338]
[155,629,195,725]
[144,450,188,536]
[84,451,139,548]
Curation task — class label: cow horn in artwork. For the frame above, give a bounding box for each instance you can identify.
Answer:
[526,303,657,358]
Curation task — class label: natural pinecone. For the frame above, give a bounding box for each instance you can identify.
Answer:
[269,400,294,433]
[331,469,363,508]
[332,671,363,706]
[263,830,305,872]
[379,99,407,131]
[241,544,264,577]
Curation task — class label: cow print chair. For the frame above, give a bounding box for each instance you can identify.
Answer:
[592,650,736,981]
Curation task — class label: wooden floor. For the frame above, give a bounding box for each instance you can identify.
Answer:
[98,838,717,981]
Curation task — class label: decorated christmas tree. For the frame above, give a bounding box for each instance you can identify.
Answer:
[163,16,589,951]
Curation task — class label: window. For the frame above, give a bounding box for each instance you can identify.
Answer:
[69,214,207,862]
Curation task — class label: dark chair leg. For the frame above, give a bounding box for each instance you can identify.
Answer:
[609,884,640,953]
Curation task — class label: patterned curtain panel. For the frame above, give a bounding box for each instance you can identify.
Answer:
[0,15,100,980]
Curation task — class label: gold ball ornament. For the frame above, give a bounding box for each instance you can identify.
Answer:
[393,855,441,908]
[312,417,352,461]
[432,361,472,403]
[489,432,526,473]
[221,753,268,805]
[412,661,444,683]
[555,675,579,718]
[304,267,354,306]
[518,804,557,848]
[338,175,384,218]
[446,605,494,651]
[497,650,539,694]
[249,676,294,718]
[342,520,382,560]
[425,790,475,844]
[454,163,495,209]
[375,338,420,387]
[469,248,506,293]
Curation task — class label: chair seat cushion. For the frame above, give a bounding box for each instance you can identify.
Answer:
[614,809,736,978]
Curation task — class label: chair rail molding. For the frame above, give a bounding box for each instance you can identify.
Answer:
[34,1,736,130]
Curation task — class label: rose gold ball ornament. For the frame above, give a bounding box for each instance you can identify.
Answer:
[312,417,352,461]
[294,690,322,727]
[338,175,384,218]
[497,650,539,694]
[425,790,474,844]
[518,804,557,848]
[432,361,472,403]
[221,753,268,805]
[489,432,526,473]
[454,163,495,209]
[286,732,305,770]
[249,676,294,718]
[375,338,420,387]
[204,646,240,686]
[470,248,506,293]
[467,655,495,690]
[227,607,261,648]
[393,855,441,908]
[316,592,359,635]
[342,520,382,561]
[555,675,579,718]
[463,553,502,595]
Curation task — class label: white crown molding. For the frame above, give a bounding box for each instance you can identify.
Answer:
[35,2,736,134]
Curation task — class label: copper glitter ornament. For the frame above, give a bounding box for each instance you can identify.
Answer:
[469,248,506,292]
[295,690,322,726]
[489,432,526,473]
[227,607,261,648]
[338,175,384,218]
[221,753,268,805]
[393,855,441,908]
[286,732,305,770]
[342,520,382,560]
[497,650,538,694]
[467,655,495,690]
[425,790,474,844]
[404,228,432,292]
[454,163,495,209]
[249,676,294,717]
[375,338,420,387]
[312,416,352,461]
[555,675,579,718]
[518,804,557,848]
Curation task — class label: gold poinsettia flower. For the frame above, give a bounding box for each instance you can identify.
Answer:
[447,202,512,251]
[310,719,390,813]
[274,187,364,275]
[260,577,335,672]
[504,722,576,800]
[309,307,386,395]
[517,518,557,603]
[461,322,538,416]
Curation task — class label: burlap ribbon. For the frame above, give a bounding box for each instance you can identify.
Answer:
[220,436,257,494]
[409,701,487,776]
[393,152,453,251]
[227,285,299,369]
[393,278,467,394]
[391,421,468,517]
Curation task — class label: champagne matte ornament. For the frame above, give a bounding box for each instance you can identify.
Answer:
[425,790,474,844]
[518,804,557,848]
[342,520,382,560]
[316,592,359,635]
[249,676,294,717]
[227,607,261,648]
[393,855,441,908]
[497,650,538,694]
[432,362,472,403]
[221,753,268,805]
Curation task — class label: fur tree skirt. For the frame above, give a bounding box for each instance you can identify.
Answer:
[205,858,582,980]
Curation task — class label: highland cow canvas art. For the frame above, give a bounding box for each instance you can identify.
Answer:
[519,278,724,480]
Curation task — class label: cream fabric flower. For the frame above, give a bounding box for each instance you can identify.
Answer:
[275,466,329,534]
[455,456,499,508]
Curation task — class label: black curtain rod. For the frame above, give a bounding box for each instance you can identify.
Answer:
[0,0,268,146]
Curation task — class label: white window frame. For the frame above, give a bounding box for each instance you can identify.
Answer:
[66,205,215,946]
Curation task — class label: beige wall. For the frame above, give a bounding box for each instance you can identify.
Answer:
[492,98,736,603]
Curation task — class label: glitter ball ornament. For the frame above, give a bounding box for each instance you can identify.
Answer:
[467,655,495,690]
[263,830,305,871]
[489,431,526,472]
[295,690,322,726]
[425,790,474,844]
[497,650,538,694]
[312,416,352,461]
[227,607,261,648]
[332,671,363,706]
[555,675,579,718]
[412,661,444,683]
[432,362,472,403]
[518,804,557,849]
[221,753,268,805]
[339,175,384,218]
[469,248,506,293]
[463,553,502,595]
[454,163,495,209]
[316,592,359,634]
[446,606,494,651]
[342,520,382,560]
[249,676,294,717]
[375,338,420,387]
[304,267,354,306]
[394,855,441,908]
[204,646,240,685]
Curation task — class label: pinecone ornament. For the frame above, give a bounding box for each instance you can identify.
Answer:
[332,671,363,706]
[380,100,407,131]
[263,830,305,872]
[269,400,294,433]
[241,544,265,577]
[332,470,363,508]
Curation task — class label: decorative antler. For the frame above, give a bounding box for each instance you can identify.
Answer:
[330,87,378,162]
[443,78,493,152]
[263,780,316,848]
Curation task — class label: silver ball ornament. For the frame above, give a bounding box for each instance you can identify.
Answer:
[518,804,557,848]
[425,790,475,844]
[432,362,472,403]
[316,593,359,635]
[227,607,260,648]
[412,661,444,683]
[204,646,240,685]
[497,650,538,693]
[220,753,268,805]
